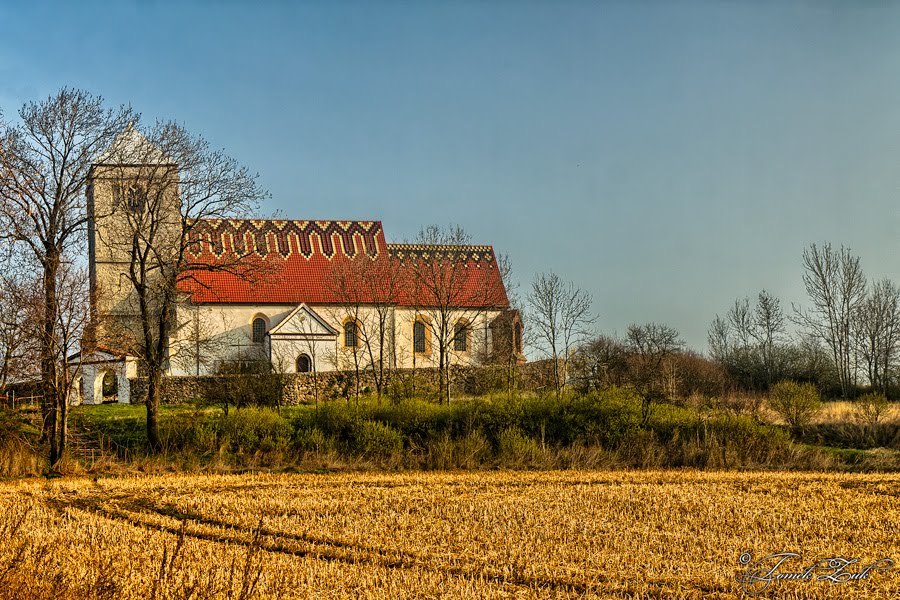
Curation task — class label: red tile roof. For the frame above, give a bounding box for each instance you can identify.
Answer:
[177,220,509,309]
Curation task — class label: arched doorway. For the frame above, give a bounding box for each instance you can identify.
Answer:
[94,370,118,403]
[296,354,312,373]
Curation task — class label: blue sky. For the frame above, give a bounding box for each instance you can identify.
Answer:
[1,1,898,351]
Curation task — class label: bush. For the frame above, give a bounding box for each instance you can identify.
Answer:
[769,380,821,431]
[349,420,403,459]
[219,408,291,453]
[387,373,437,404]
[0,411,41,477]
[497,427,543,468]
[206,361,285,413]
[294,427,332,454]
[853,392,891,427]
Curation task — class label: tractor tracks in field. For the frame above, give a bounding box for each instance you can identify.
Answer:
[42,489,599,596]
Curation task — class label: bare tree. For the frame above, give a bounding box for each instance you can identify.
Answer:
[707,314,731,364]
[526,271,594,398]
[324,285,368,405]
[571,333,628,392]
[626,322,683,424]
[854,278,900,394]
[794,243,866,398]
[0,89,133,466]
[0,269,40,394]
[169,306,232,377]
[326,252,400,402]
[752,289,786,386]
[401,224,506,404]
[53,261,90,454]
[96,121,266,451]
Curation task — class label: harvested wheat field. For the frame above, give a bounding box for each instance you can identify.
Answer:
[0,470,897,599]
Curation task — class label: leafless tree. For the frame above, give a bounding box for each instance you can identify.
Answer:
[626,322,683,424]
[403,224,506,404]
[324,299,367,405]
[724,290,787,387]
[570,333,628,392]
[793,243,866,397]
[854,278,900,394]
[170,306,232,377]
[0,269,40,394]
[707,314,731,364]
[728,297,754,349]
[526,271,594,398]
[97,121,267,451]
[752,289,786,386]
[53,261,90,453]
[0,88,133,466]
[326,252,400,402]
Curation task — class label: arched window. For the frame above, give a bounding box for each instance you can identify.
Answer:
[252,317,267,344]
[413,320,426,354]
[126,184,146,212]
[296,354,312,373]
[514,321,523,353]
[454,320,468,352]
[344,320,358,348]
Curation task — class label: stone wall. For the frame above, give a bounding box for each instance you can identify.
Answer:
[128,360,558,406]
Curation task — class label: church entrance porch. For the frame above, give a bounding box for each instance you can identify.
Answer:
[67,349,139,405]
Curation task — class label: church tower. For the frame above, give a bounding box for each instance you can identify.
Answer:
[85,125,181,355]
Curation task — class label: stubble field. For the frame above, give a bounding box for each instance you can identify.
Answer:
[0,470,897,599]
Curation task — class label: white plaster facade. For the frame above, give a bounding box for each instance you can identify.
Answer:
[166,301,503,376]
[69,350,139,405]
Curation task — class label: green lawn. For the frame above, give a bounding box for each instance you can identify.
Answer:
[70,402,316,453]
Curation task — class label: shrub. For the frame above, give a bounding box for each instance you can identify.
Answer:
[206,361,285,413]
[497,427,543,468]
[387,373,437,404]
[349,420,403,460]
[454,429,491,468]
[0,411,41,477]
[219,408,291,453]
[768,380,821,431]
[853,392,891,427]
[294,427,331,455]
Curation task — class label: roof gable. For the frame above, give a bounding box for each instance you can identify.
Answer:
[95,123,172,165]
[268,304,338,337]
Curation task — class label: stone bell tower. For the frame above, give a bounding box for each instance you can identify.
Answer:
[85,125,182,355]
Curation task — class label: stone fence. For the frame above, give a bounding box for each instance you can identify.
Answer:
[128,361,559,406]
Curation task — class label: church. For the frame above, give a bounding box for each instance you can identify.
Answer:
[71,129,522,404]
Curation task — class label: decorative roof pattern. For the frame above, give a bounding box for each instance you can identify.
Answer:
[186,219,382,260]
[177,219,509,308]
[387,244,496,263]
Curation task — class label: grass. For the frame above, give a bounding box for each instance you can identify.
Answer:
[0,470,897,598]
[61,390,900,473]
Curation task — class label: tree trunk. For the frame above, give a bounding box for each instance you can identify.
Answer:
[42,251,61,466]
[58,387,68,460]
[438,345,446,404]
[146,368,162,452]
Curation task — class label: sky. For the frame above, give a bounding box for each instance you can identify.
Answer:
[1,0,898,351]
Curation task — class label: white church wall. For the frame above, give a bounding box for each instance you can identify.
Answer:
[393,308,501,369]
[168,303,298,376]
[166,303,503,376]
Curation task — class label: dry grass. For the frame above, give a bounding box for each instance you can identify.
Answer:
[813,400,900,425]
[0,470,897,599]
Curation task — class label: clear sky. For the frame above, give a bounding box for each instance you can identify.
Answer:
[1,1,898,351]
